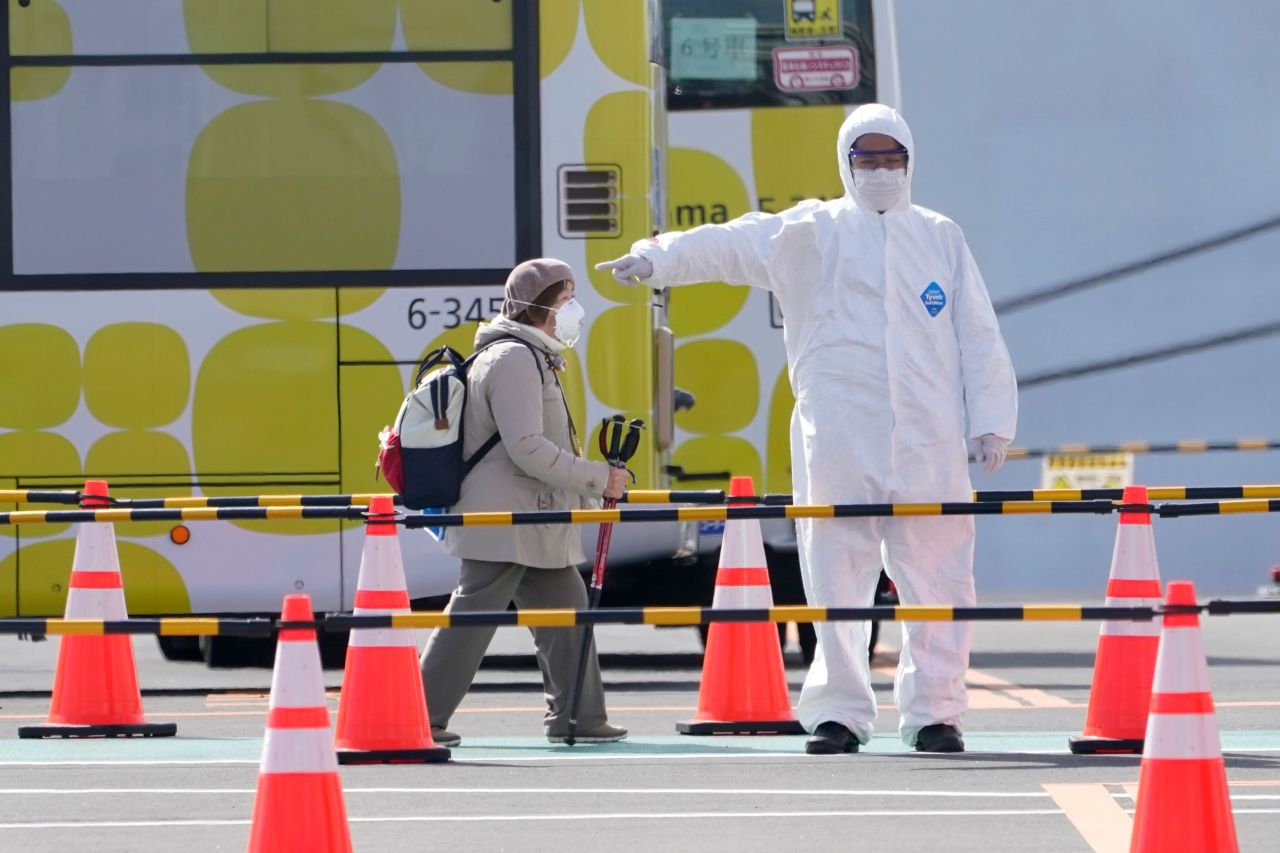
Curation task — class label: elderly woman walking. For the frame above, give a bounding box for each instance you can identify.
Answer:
[420,258,629,746]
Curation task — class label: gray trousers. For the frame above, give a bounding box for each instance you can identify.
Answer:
[419,559,607,735]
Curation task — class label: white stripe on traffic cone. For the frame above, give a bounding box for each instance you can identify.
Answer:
[333,496,448,762]
[1129,580,1238,853]
[248,594,351,853]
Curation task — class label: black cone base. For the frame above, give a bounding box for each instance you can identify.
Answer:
[677,719,807,736]
[1068,735,1144,754]
[336,745,452,764]
[18,722,177,739]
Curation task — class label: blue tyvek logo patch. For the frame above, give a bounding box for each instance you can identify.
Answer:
[920,281,947,317]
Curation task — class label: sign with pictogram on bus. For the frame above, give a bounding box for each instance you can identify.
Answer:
[784,0,841,41]
[772,45,859,93]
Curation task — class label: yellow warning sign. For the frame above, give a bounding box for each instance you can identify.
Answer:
[1040,453,1133,490]
[785,0,841,41]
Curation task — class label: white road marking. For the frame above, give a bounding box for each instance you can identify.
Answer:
[0,787,1053,797]
[1,747,1277,768]
[0,810,1066,830]
[0,760,259,767]
[1,787,1274,800]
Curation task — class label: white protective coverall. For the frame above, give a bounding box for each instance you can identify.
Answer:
[631,104,1018,745]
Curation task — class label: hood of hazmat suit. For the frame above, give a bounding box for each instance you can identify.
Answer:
[838,102,915,213]
[633,103,1018,512]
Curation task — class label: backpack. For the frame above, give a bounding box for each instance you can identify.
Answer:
[376,336,544,510]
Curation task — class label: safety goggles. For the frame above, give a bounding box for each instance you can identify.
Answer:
[848,146,909,170]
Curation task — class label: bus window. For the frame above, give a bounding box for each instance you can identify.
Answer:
[6,2,534,285]
[663,0,876,111]
[10,63,516,276]
[8,1,497,57]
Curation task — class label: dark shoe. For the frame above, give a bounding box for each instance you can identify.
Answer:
[805,721,860,755]
[915,723,964,753]
[548,723,628,744]
[430,726,461,747]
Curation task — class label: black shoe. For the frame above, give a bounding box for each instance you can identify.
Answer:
[805,721,860,755]
[547,723,628,744]
[915,723,964,753]
[430,726,461,747]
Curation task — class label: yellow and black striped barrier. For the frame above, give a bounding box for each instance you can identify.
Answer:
[1158,499,1280,518]
[335,604,1161,630]
[0,499,1119,528]
[0,489,85,506]
[9,483,1277,510]
[4,499,1280,528]
[625,485,1280,505]
[977,485,1280,502]
[4,437,1277,510]
[1004,438,1279,460]
[0,617,276,637]
[0,506,360,525]
[3,599,1277,636]
[328,599,1280,629]
[0,490,391,509]
[0,489,735,508]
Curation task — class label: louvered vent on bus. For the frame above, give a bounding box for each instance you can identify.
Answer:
[558,165,621,238]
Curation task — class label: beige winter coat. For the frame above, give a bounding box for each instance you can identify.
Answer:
[443,320,610,568]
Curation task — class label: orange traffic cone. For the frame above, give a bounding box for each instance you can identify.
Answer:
[678,476,804,735]
[1129,581,1238,852]
[333,496,449,763]
[18,481,175,739]
[1069,485,1161,754]
[248,594,352,853]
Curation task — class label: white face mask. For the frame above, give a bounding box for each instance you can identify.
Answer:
[507,296,587,347]
[552,298,586,347]
[853,167,907,211]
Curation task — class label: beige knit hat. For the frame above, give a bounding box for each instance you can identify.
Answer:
[502,258,574,318]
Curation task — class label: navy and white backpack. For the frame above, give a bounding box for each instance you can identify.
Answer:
[377,336,543,510]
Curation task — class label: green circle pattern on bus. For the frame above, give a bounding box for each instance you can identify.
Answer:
[9,0,71,101]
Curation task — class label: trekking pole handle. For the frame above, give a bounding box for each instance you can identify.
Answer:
[599,415,623,462]
[619,419,645,465]
[608,415,625,463]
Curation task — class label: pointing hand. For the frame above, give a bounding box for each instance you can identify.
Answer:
[594,254,654,287]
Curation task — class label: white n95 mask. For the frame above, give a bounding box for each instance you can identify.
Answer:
[553,298,586,347]
[853,168,907,211]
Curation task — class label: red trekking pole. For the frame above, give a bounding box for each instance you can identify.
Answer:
[564,416,644,746]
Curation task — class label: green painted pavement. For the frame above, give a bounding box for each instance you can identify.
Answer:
[2,731,1280,764]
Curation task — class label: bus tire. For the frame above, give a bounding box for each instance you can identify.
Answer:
[199,635,273,668]
[156,635,202,662]
[318,630,349,670]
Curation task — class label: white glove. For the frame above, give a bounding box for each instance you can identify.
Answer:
[594,254,654,287]
[970,433,1009,475]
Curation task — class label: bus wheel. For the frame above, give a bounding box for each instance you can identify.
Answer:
[199,635,272,668]
[199,635,243,668]
[156,635,202,662]
[318,630,349,670]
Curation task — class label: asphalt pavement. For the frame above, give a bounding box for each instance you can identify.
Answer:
[1,616,1278,852]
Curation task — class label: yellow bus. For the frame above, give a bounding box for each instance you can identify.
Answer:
[0,0,899,665]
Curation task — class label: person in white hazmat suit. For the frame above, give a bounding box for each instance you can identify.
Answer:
[597,104,1018,754]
